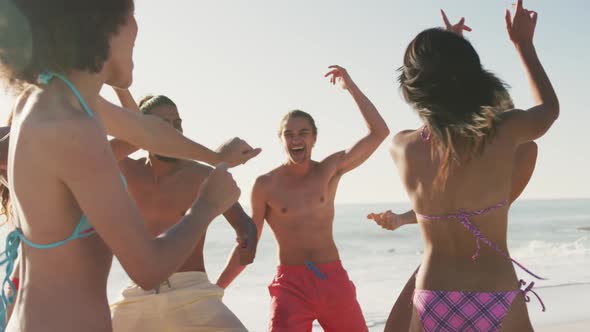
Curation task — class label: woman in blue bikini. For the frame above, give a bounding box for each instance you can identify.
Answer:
[0,1,259,331]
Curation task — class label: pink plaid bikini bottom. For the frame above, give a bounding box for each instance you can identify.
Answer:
[413,280,543,332]
[413,200,546,332]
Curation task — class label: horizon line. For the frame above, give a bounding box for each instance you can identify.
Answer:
[238,197,590,210]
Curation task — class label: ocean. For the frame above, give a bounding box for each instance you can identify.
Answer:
[106,198,590,331]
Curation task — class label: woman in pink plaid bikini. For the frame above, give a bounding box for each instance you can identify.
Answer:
[379,1,558,331]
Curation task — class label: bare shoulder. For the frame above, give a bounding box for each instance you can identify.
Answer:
[255,169,277,185]
[390,129,421,162]
[497,108,527,121]
[32,117,111,177]
[495,108,526,135]
[253,167,280,193]
[320,151,345,169]
[392,129,417,147]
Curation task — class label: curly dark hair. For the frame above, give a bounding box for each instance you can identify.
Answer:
[0,0,134,92]
[399,28,513,188]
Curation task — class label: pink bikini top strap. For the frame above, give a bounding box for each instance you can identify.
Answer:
[416,200,545,281]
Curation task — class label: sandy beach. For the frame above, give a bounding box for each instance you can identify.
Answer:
[538,321,589,332]
[529,283,590,332]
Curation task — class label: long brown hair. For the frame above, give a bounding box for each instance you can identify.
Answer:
[399,28,513,188]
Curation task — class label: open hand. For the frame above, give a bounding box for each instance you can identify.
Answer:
[367,210,405,231]
[324,65,354,90]
[505,0,537,46]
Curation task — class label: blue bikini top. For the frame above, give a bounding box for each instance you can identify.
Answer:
[0,72,128,329]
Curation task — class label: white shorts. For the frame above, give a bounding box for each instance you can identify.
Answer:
[110,271,247,332]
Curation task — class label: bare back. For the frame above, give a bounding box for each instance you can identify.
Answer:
[393,124,520,292]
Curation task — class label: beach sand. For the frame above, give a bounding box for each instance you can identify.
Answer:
[537,321,589,332]
[529,283,590,332]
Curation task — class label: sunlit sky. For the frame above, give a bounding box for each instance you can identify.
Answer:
[1,0,588,205]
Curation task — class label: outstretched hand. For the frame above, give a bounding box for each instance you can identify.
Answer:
[505,0,538,46]
[216,137,262,167]
[441,9,472,36]
[324,65,355,90]
[367,210,405,231]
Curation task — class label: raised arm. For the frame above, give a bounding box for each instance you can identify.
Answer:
[109,88,141,161]
[323,66,390,174]
[502,0,559,143]
[216,175,268,288]
[55,119,241,290]
[95,96,261,167]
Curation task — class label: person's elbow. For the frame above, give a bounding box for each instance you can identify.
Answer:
[541,94,560,123]
[541,101,559,134]
[549,100,560,122]
[121,250,168,290]
[379,126,391,140]
[128,268,163,291]
[371,125,390,142]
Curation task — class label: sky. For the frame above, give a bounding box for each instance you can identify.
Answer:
[0,0,588,205]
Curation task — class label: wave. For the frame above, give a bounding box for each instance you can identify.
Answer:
[512,235,589,259]
[515,214,590,224]
[535,281,590,290]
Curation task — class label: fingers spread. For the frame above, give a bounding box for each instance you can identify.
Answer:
[441,9,451,27]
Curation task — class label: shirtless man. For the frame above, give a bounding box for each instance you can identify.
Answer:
[106,90,258,332]
[217,65,390,331]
